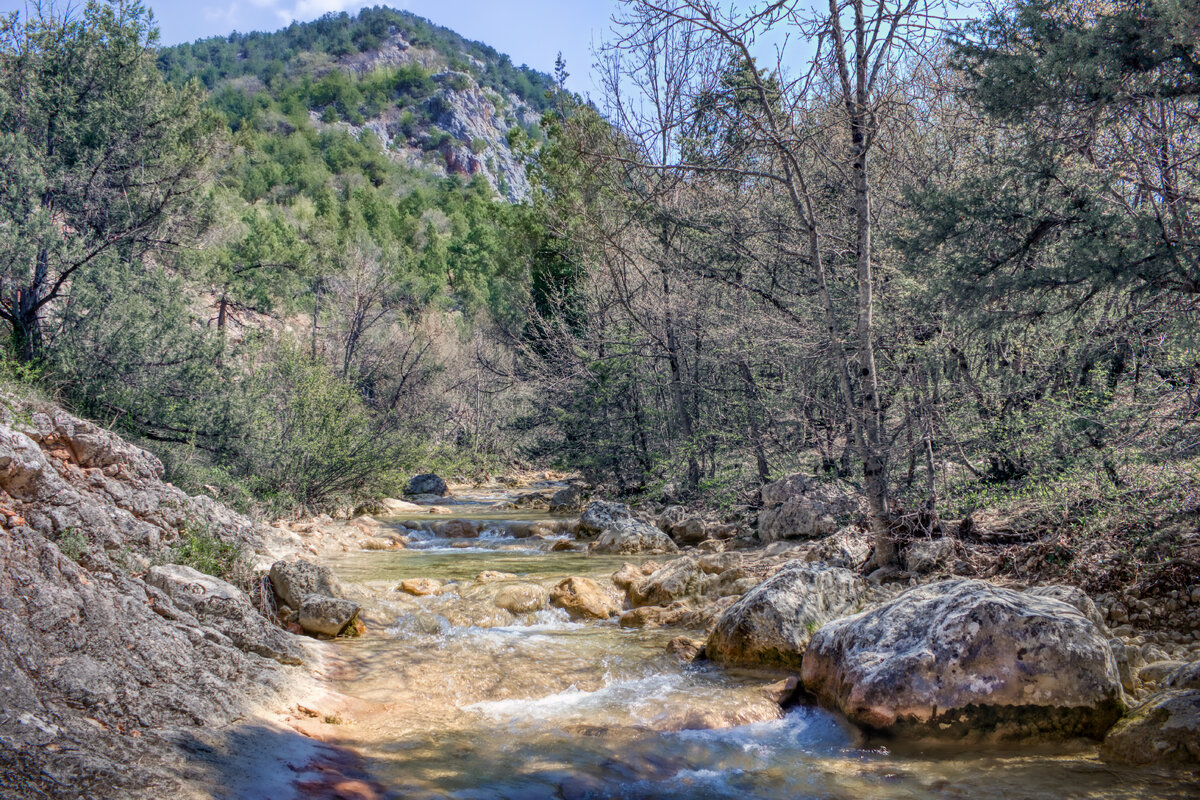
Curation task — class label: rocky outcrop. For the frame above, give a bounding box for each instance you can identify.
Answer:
[903,537,956,574]
[549,576,621,620]
[0,399,300,798]
[625,555,754,608]
[147,564,304,665]
[1026,584,1108,633]
[406,473,449,496]
[757,474,862,543]
[804,527,869,569]
[548,485,583,513]
[593,520,679,555]
[579,500,635,534]
[706,564,866,669]
[801,579,1125,740]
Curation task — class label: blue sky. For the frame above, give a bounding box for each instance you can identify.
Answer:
[0,0,620,96]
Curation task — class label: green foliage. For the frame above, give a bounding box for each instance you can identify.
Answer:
[170,527,247,582]
[56,529,88,562]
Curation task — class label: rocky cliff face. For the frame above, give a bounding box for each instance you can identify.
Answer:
[323,33,541,202]
[0,396,312,798]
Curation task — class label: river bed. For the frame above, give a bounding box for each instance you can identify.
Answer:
[314,489,1197,799]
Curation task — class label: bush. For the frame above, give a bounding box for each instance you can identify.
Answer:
[170,528,248,583]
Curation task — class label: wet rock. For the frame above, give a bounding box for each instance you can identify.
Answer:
[627,557,751,607]
[593,519,679,555]
[611,562,646,591]
[666,636,705,662]
[494,582,549,614]
[298,595,361,637]
[707,564,866,669]
[549,576,621,620]
[550,538,580,551]
[269,559,343,610]
[397,578,442,596]
[903,537,956,574]
[406,473,448,496]
[549,485,584,513]
[1027,585,1108,633]
[476,570,517,582]
[801,579,1125,740]
[1101,688,1200,765]
[762,676,801,706]
[619,601,694,628]
[146,564,304,666]
[578,500,635,534]
[757,474,862,543]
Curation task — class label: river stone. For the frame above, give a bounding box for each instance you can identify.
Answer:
[628,557,752,607]
[381,497,424,514]
[398,578,441,596]
[1100,688,1200,765]
[757,475,862,543]
[298,595,360,637]
[406,473,449,496]
[801,579,1125,740]
[579,500,635,534]
[593,520,679,555]
[1167,660,1200,690]
[146,564,304,666]
[494,583,549,614]
[668,516,709,545]
[549,576,621,620]
[657,505,687,532]
[706,564,866,669]
[268,559,342,610]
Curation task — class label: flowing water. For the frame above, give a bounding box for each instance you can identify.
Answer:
[318,486,1198,799]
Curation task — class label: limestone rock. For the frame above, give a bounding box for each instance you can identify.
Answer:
[398,578,442,596]
[666,636,705,662]
[381,498,424,514]
[706,564,867,669]
[1101,688,1200,765]
[804,527,869,569]
[904,537,956,574]
[668,516,708,545]
[627,556,752,607]
[801,579,1125,740]
[1026,585,1109,633]
[657,505,687,533]
[146,564,303,665]
[549,576,621,620]
[548,485,584,513]
[593,520,679,555]
[494,582,549,614]
[406,473,448,496]
[268,559,342,610]
[757,475,861,543]
[579,500,635,534]
[298,595,360,637]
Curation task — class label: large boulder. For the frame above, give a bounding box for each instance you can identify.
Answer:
[667,516,709,545]
[406,473,449,496]
[579,500,635,534]
[146,564,304,665]
[549,576,621,620]
[1100,684,1200,765]
[298,595,360,637]
[757,474,862,543]
[801,579,1125,740]
[593,520,679,555]
[903,537,956,574]
[804,527,870,569]
[706,564,866,669]
[268,559,342,610]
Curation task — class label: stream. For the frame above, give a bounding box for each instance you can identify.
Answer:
[317,485,1197,800]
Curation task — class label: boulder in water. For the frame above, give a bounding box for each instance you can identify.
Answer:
[801,579,1125,740]
[268,559,342,610]
[549,485,584,513]
[1101,685,1200,765]
[706,564,866,669]
[298,595,360,637]
[494,583,549,614]
[397,578,441,596]
[549,576,621,620]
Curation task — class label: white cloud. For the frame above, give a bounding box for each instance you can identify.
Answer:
[275,0,362,24]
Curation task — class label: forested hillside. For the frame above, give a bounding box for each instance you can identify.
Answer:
[1,0,1197,586]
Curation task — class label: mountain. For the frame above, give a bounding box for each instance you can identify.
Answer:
[158,6,558,201]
